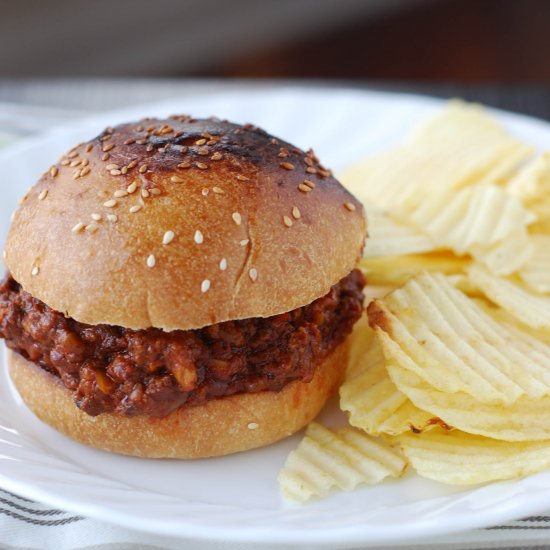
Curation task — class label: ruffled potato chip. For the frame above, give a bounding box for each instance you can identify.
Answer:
[369,272,550,405]
[384,352,550,441]
[340,102,533,217]
[359,253,468,287]
[363,207,437,259]
[395,429,550,485]
[518,235,550,294]
[340,337,437,437]
[469,264,550,330]
[409,184,535,256]
[278,422,407,503]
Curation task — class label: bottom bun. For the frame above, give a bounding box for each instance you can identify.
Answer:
[7,340,349,459]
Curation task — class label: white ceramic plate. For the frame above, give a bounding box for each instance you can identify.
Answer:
[1,88,550,547]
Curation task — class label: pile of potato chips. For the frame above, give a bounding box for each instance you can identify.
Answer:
[279,101,550,503]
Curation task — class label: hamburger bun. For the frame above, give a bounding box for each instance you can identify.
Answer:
[4,117,365,331]
[2,116,366,458]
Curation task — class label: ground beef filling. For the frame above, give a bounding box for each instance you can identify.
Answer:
[0,270,364,418]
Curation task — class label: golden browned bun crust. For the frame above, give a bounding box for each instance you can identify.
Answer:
[8,341,349,458]
[4,117,365,330]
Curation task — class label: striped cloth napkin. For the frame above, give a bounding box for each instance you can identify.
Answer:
[2,487,550,550]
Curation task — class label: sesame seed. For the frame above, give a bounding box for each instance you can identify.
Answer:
[138,164,148,174]
[158,147,166,153]
[72,222,85,233]
[211,152,222,160]
[136,139,147,145]
[102,153,110,161]
[163,230,175,245]
[106,164,120,171]
[38,189,48,201]
[197,147,209,156]
[31,266,39,276]
[80,166,91,177]
[127,159,138,169]
[150,188,161,196]
[240,239,249,246]
[318,169,330,178]
[102,143,115,152]
[69,159,81,167]
[195,138,207,146]
[50,166,58,177]
[107,214,118,222]
[67,151,78,159]
[298,183,312,193]
[344,202,356,211]
[194,230,204,244]
[232,212,242,225]
[141,189,150,198]
[91,213,102,221]
[236,175,249,181]
[278,148,289,158]
[60,159,70,166]
[72,171,81,180]
[147,254,156,268]
[85,144,93,153]
[130,205,142,213]
[283,215,293,227]
[120,166,128,175]
[127,182,138,194]
[212,187,224,194]
[303,179,315,189]
[219,258,227,271]
[196,162,208,170]
[110,169,122,176]
[171,175,185,183]
[81,158,90,167]
[304,157,314,167]
[206,139,217,146]
[306,149,319,161]
[104,199,118,208]
[247,422,259,430]
[201,279,211,293]
[124,138,135,145]
[292,206,301,219]
[85,223,99,233]
[280,162,294,171]
[202,188,209,196]
[114,189,127,198]
[249,268,258,282]
[178,162,191,169]
[146,144,154,152]
[306,167,317,174]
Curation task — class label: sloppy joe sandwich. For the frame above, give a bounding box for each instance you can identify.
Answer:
[0,116,366,458]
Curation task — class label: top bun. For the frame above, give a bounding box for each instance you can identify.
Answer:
[4,116,365,330]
